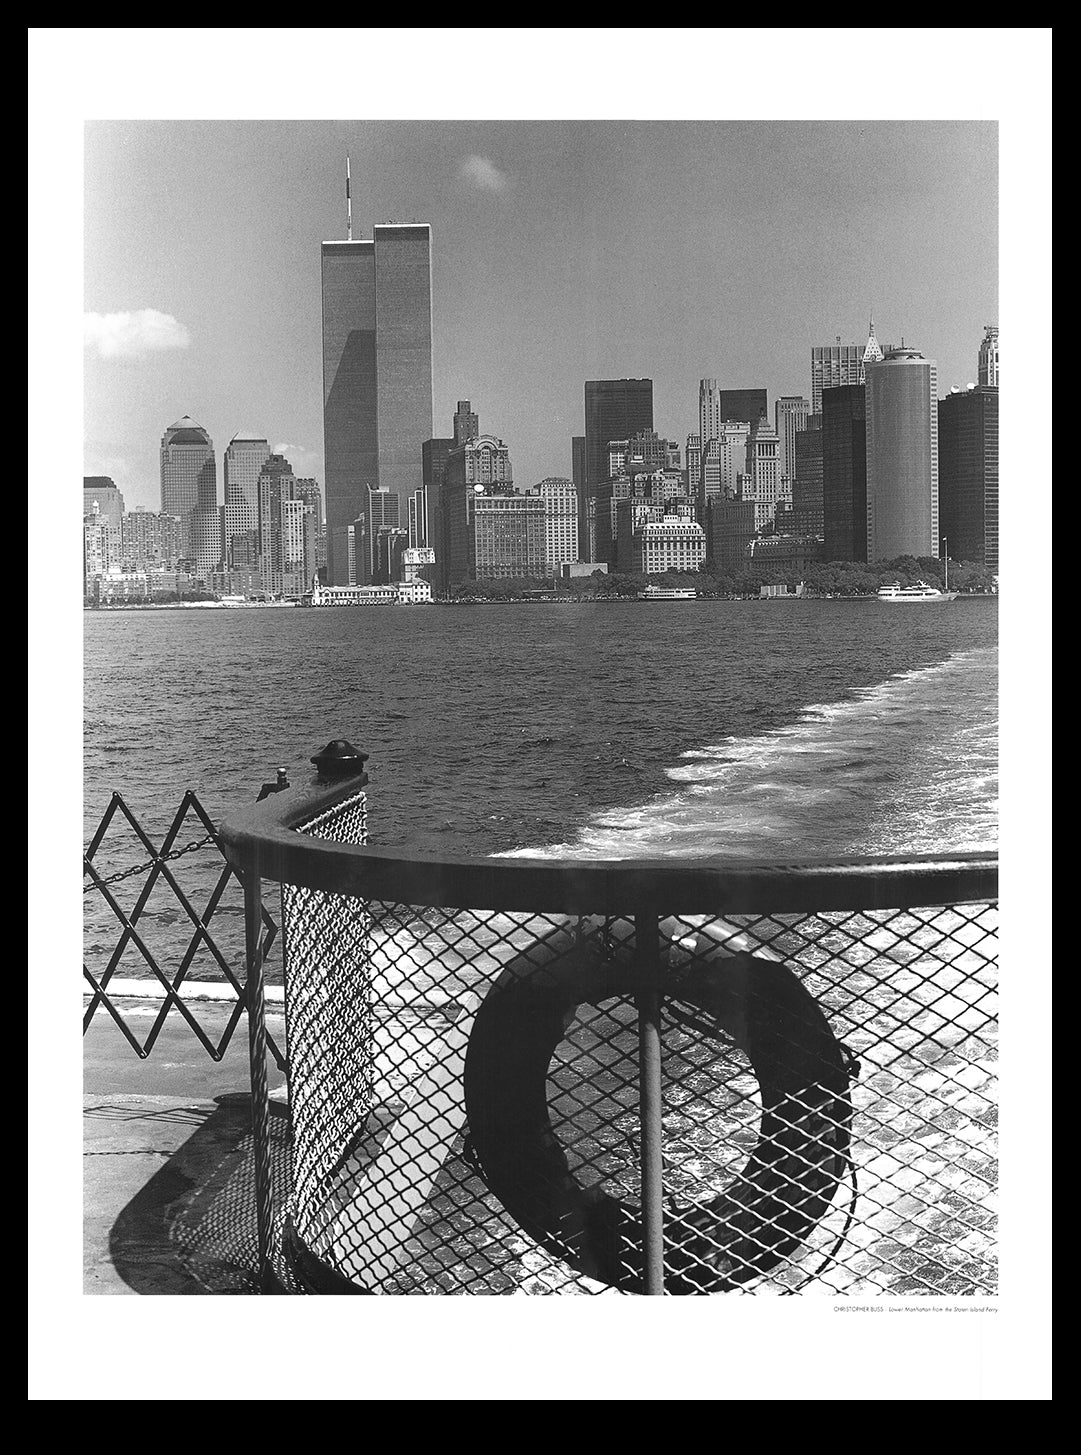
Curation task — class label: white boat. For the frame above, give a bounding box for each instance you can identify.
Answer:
[876,580,957,603]
[637,585,698,600]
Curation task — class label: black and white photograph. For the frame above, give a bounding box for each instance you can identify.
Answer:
[32,27,1050,1401]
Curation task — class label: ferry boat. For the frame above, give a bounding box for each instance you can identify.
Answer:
[876,580,958,603]
[637,585,698,601]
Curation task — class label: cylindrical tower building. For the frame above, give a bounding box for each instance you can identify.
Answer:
[864,348,938,561]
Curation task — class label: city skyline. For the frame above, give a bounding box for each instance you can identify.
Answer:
[83,117,998,514]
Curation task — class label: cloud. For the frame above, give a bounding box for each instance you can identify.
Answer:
[459,155,508,192]
[84,309,191,360]
[274,443,324,481]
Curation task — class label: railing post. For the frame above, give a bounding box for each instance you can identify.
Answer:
[244,861,276,1293]
[635,911,665,1295]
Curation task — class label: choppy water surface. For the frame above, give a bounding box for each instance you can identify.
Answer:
[85,598,997,861]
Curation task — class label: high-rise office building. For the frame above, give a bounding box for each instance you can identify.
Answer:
[571,434,587,560]
[160,416,216,560]
[700,383,768,443]
[471,494,546,580]
[190,511,223,581]
[355,485,402,586]
[223,432,271,568]
[584,379,654,490]
[865,347,939,560]
[120,509,183,573]
[719,389,768,429]
[774,398,811,486]
[938,386,998,571]
[536,477,579,571]
[707,499,758,575]
[606,430,679,480]
[738,416,786,532]
[423,435,455,592]
[256,453,298,593]
[685,434,702,498]
[375,526,409,585]
[793,418,825,540]
[281,496,318,594]
[408,487,427,549]
[822,384,867,562]
[863,318,884,367]
[453,400,479,446]
[699,380,722,446]
[699,422,750,514]
[83,476,125,529]
[978,326,999,388]
[442,431,517,584]
[811,340,865,415]
[294,478,326,572]
[321,222,433,582]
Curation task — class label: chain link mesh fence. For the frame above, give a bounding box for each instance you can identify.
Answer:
[276,796,997,1297]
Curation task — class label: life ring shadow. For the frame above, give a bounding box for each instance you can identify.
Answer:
[463,918,855,1295]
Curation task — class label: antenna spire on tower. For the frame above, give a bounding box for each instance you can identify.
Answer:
[346,156,352,241]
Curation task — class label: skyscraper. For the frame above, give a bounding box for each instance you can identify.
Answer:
[738,416,785,532]
[865,348,939,560]
[811,340,864,415]
[408,487,427,549]
[700,383,768,442]
[356,484,402,585]
[774,398,811,486]
[863,318,884,367]
[718,389,768,429]
[978,326,999,388]
[257,453,298,593]
[822,384,867,562]
[83,476,125,529]
[938,386,998,570]
[160,416,216,560]
[536,477,579,571]
[442,430,515,585]
[294,478,326,572]
[453,400,479,446]
[793,417,825,539]
[584,380,654,489]
[571,435,587,560]
[321,221,433,582]
[223,432,271,568]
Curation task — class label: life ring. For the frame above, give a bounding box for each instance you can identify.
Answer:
[463,916,854,1295]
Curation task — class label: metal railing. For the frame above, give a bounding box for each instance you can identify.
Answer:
[218,742,998,1298]
[83,788,287,1070]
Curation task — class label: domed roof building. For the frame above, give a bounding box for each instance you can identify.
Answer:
[159,415,218,572]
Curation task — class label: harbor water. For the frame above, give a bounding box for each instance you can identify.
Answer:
[83,596,997,978]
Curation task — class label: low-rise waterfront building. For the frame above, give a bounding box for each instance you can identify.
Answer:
[748,534,824,574]
[306,577,433,605]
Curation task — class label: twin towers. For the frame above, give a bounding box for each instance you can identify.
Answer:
[321,222,434,585]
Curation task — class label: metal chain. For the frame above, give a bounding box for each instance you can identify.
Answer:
[83,833,220,893]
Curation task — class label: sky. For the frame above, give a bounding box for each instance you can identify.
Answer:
[32,28,1051,1402]
[83,115,999,509]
